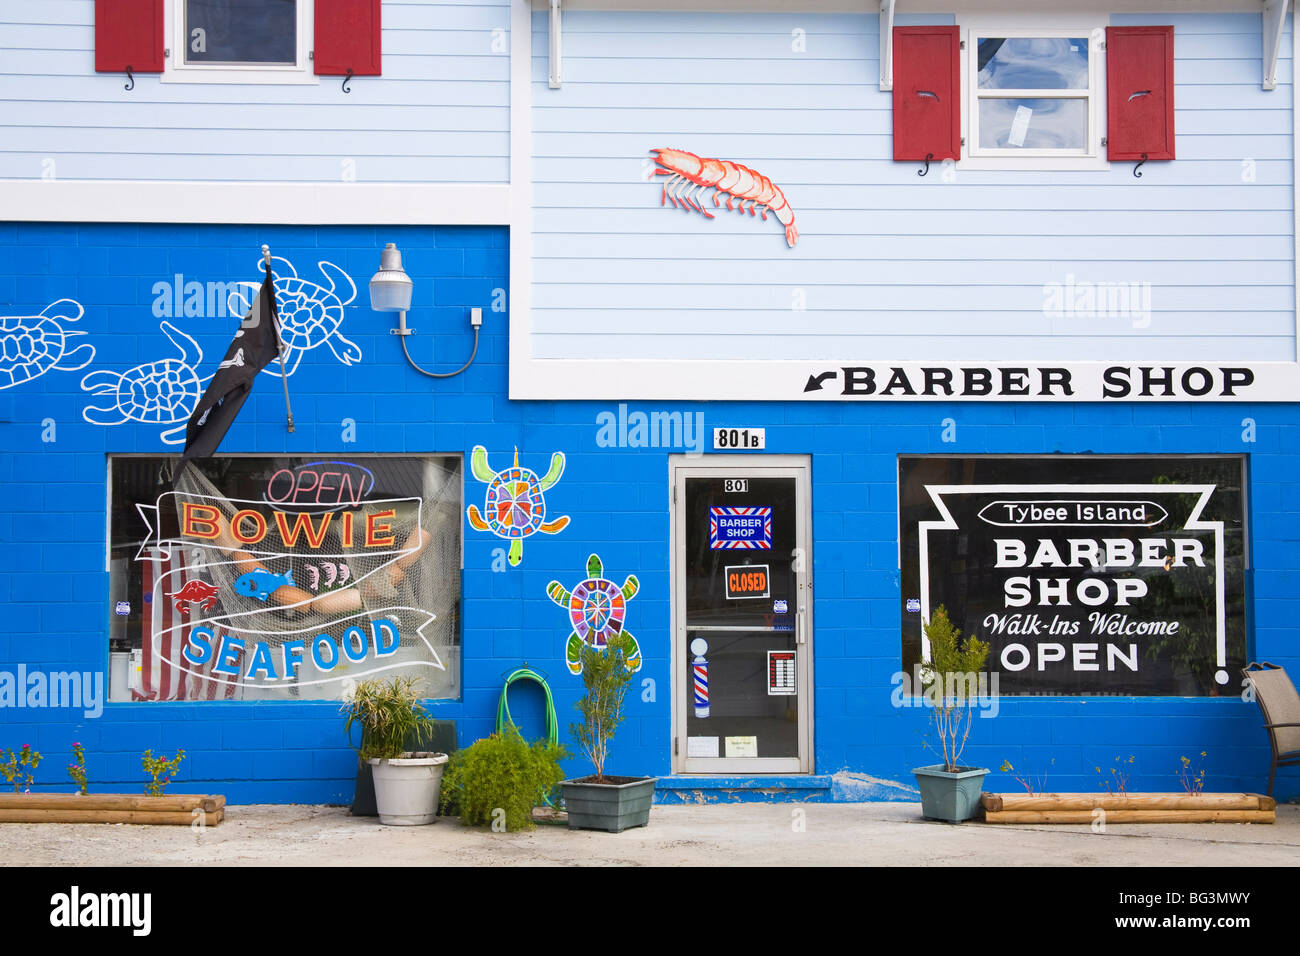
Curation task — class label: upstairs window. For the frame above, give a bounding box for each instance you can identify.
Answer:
[164,0,316,84]
[965,25,1106,168]
[972,35,1095,154]
[183,0,299,66]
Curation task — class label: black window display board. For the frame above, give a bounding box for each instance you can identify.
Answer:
[899,455,1247,697]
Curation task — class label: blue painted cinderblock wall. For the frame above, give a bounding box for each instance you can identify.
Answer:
[0,222,1294,803]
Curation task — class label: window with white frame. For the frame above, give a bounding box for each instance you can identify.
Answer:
[163,0,317,84]
[962,21,1107,168]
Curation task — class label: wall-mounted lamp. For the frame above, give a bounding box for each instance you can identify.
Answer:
[368,242,481,379]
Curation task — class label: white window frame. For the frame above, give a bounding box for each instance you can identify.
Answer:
[957,14,1110,172]
[161,0,318,86]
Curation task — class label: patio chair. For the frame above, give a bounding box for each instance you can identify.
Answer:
[1242,662,1300,797]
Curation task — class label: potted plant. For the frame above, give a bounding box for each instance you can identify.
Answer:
[561,634,655,832]
[438,724,567,831]
[914,606,992,822]
[342,675,447,826]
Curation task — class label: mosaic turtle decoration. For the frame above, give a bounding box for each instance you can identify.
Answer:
[547,553,642,676]
[466,445,569,567]
[0,299,95,390]
[228,255,362,378]
[81,321,204,445]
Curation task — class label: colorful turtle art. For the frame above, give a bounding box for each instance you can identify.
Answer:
[80,321,204,445]
[228,255,361,378]
[0,299,95,390]
[547,553,641,675]
[466,445,569,566]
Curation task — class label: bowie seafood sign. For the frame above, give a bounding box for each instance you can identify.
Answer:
[135,489,439,688]
[910,478,1242,696]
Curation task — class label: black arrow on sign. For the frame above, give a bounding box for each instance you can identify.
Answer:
[803,371,837,393]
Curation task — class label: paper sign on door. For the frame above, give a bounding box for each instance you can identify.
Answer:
[768,650,796,696]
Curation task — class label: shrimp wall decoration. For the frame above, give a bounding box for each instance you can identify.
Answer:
[650,147,799,247]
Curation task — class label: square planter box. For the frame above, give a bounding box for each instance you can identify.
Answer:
[561,776,655,833]
[913,765,989,823]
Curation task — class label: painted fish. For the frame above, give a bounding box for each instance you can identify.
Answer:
[233,568,295,602]
[169,579,219,614]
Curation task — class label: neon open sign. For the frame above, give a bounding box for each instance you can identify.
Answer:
[263,460,375,511]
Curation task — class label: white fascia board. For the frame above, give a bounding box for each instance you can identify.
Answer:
[0,181,511,225]
[533,0,1266,11]
[509,359,1295,402]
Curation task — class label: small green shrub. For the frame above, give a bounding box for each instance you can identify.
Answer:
[439,725,567,832]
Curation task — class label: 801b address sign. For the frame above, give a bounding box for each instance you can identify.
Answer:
[713,428,765,450]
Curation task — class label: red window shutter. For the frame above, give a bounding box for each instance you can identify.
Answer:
[1107,26,1175,161]
[94,0,164,74]
[893,26,961,162]
[315,0,382,76]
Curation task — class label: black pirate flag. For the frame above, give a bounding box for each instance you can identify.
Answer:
[178,261,283,469]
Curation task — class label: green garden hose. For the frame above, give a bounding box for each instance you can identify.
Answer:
[496,665,562,808]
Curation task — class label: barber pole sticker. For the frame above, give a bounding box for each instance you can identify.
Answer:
[709,506,773,550]
[691,637,709,718]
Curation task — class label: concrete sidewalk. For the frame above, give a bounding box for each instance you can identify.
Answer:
[3,802,1297,866]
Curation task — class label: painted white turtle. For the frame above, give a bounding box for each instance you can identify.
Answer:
[80,322,205,445]
[0,299,95,390]
[228,256,362,378]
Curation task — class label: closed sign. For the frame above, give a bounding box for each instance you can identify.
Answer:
[726,564,770,599]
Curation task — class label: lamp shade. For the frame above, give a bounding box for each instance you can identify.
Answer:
[369,242,414,313]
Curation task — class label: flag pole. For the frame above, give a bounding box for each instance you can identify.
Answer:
[263,244,295,433]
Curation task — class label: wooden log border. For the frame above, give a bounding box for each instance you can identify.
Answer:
[980,792,1275,824]
[0,793,225,825]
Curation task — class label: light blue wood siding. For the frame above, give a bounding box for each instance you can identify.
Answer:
[531,11,1295,363]
[0,0,510,183]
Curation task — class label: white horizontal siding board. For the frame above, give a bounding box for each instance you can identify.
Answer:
[534,233,1296,261]
[534,258,1295,285]
[529,283,1292,312]
[536,106,1291,137]
[535,208,1295,235]
[2,0,512,185]
[529,308,1295,333]
[530,310,1294,338]
[0,153,510,182]
[538,183,1294,211]
[528,330,1296,363]
[0,73,510,106]
[534,157,1296,185]
[0,50,510,82]
[533,131,1296,160]
[6,125,511,154]
[528,9,1296,377]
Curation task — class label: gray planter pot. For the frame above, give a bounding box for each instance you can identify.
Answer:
[561,777,656,832]
[913,765,990,823]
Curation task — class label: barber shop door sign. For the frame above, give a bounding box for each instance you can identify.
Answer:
[709,506,772,550]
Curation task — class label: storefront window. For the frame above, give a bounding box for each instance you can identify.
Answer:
[899,455,1247,697]
[108,456,462,702]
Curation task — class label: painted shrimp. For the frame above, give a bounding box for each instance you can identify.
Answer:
[651,147,799,247]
